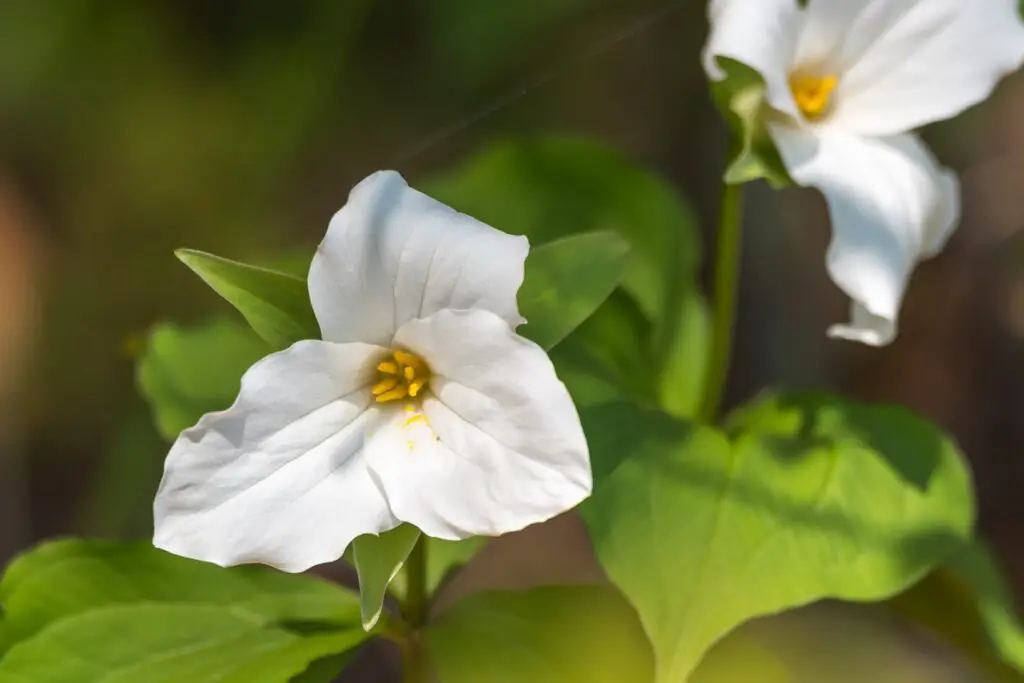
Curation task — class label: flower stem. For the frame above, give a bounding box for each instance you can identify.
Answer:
[699,181,744,423]
[400,535,430,683]
[403,534,428,627]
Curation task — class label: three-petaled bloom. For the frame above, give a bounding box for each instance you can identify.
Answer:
[704,0,1024,345]
[153,171,592,573]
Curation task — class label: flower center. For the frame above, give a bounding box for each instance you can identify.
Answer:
[372,350,431,403]
[789,73,838,120]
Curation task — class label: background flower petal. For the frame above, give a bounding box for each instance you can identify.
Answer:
[365,309,591,539]
[768,125,960,346]
[307,171,529,346]
[702,0,801,117]
[812,0,1024,136]
[153,339,397,572]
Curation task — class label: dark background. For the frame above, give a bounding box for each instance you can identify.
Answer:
[0,1,1020,680]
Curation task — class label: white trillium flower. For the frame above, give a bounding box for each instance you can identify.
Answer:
[704,0,1024,345]
[153,171,592,573]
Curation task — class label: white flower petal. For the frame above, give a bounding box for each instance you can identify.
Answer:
[808,0,1024,136]
[703,0,802,117]
[364,309,591,539]
[768,124,960,346]
[153,340,398,572]
[307,171,529,346]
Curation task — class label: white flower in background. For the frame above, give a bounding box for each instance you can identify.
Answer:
[153,171,592,573]
[704,0,1024,345]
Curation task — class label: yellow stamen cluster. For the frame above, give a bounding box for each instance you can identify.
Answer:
[789,73,838,120]
[371,350,431,403]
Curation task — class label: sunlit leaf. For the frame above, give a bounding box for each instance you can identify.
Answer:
[177,249,319,349]
[709,58,792,188]
[0,539,361,647]
[0,605,365,683]
[580,394,974,682]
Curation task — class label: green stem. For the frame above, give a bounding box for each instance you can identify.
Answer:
[403,535,429,627]
[400,536,430,683]
[699,181,745,423]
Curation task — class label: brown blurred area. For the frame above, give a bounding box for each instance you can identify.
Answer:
[0,0,1022,681]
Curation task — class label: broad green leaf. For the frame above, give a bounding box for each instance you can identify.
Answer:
[689,631,790,683]
[176,249,319,349]
[517,231,631,350]
[424,585,655,683]
[352,524,421,631]
[653,288,711,419]
[709,58,792,188]
[426,136,709,415]
[424,135,700,320]
[580,395,974,683]
[0,605,364,683]
[137,318,268,440]
[220,631,366,683]
[889,540,1024,681]
[551,289,657,406]
[0,540,361,646]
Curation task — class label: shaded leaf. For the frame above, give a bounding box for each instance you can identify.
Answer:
[518,231,631,349]
[889,540,1024,681]
[137,318,268,440]
[424,585,655,683]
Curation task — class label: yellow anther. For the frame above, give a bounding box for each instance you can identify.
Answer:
[393,351,420,367]
[404,404,415,412]
[372,349,432,403]
[408,378,427,398]
[404,413,427,427]
[371,377,399,395]
[376,386,409,403]
[790,73,838,120]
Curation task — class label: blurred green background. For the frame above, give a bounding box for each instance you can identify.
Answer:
[1,1,1023,680]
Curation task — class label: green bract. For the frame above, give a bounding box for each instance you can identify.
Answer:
[708,57,792,188]
[175,249,319,349]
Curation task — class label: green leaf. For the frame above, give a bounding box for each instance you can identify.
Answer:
[0,540,361,647]
[424,135,700,320]
[425,135,709,415]
[0,605,364,683]
[889,540,1024,681]
[352,525,421,631]
[176,249,319,349]
[220,631,365,683]
[689,631,791,683]
[580,394,974,683]
[551,289,657,406]
[137,318,268,440]
[423,585,655,683]
[517,231,631,350]
[709,58,792,188]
